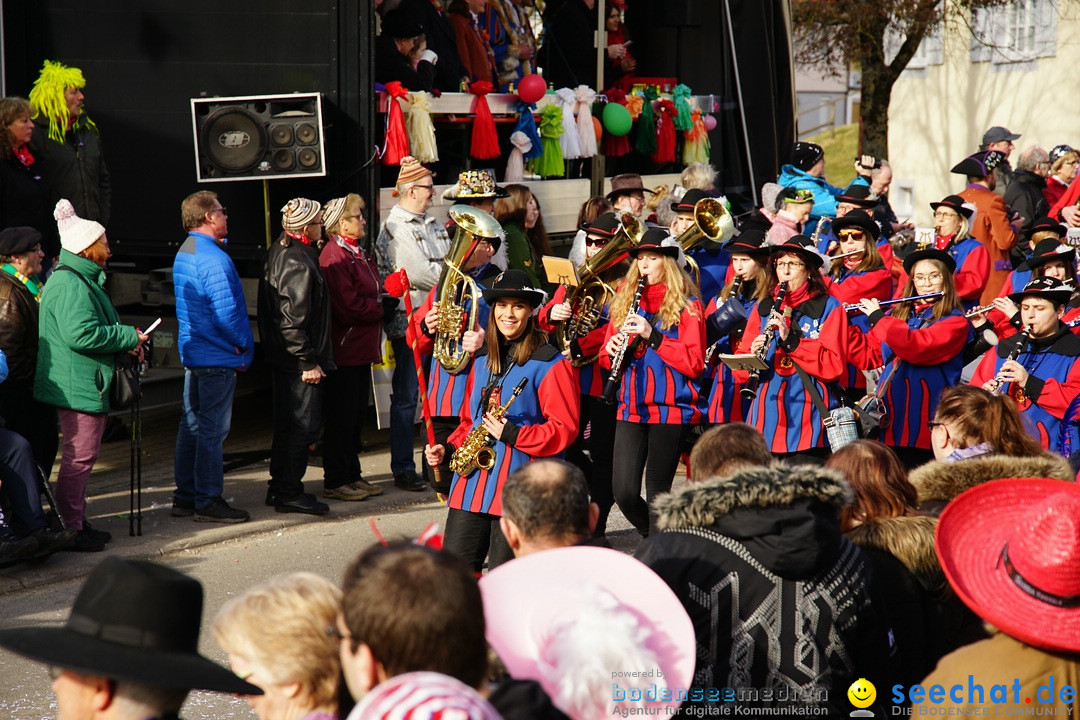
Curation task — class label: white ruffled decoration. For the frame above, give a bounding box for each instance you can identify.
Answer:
[554,87,582,160]
[505,130,532,183]
[575,86,598,158]
[568,228,587,270]
[405,92,439,163]
[660,236,687,269]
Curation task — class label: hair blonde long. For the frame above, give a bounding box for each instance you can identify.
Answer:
[609,255,699,330]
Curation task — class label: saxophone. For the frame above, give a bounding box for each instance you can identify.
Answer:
[449,377,529,476]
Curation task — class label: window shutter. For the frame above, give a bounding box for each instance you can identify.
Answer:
[970,7,992,62]
[1033,0,1058,59]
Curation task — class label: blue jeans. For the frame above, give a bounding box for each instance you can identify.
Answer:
[174,367,236,509]
[389,336,418,477]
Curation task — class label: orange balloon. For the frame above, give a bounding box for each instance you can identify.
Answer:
[593,116,603,142]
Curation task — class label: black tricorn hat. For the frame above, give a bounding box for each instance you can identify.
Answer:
[670,188,710,213]
[481,269,547,307]
[904,248,957,275]
[1008,277,1073,307]
[950,150,1004,178]
[0,557,261,694]
[627,227,681,258]
[0,227,42,256]
[835,184,879,208]
[1017,238,1076,272]
[831,210,880,242]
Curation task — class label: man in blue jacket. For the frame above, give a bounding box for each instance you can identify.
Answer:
[171,191,253,523]
[777,141,844,228]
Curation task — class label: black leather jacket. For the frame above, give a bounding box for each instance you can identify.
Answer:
[257,235,334,373]
[0,271,40,388]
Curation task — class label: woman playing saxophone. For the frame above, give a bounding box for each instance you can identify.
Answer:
[423,270,578,573]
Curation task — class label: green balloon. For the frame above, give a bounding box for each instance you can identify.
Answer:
[602,103,632,137]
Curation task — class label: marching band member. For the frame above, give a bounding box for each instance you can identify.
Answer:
[898,195,988,310]
[703,229,771,424]
[410,230,502,493]
[995,217,1067,298]
[602,228,705,536]
[424,270,578,572]
[852,248,970,469]
[671,189,731,301]
[540,212,626,535]
[733,235,848,463]
[969,278,1080,453]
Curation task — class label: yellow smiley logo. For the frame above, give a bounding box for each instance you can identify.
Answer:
[847,678,876,709]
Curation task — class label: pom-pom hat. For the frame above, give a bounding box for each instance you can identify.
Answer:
[55,199,104,254]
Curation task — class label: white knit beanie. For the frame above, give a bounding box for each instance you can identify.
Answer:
[281,198,322,232]
[55,199,105,255]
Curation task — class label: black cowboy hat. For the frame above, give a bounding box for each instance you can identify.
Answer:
[1008,277,1073,307]
[481,269,547,307]
[670,188,710,213]
[835,184,879,208]
[951,150,1005,178]
[583,212,620,237]
[1027,216,1068,241]
[627,227,680,258]
[1017,238,1076,272]
[0,557,260,694]
[773,234,825,270]
[831,210,880,242]
[0,227,42,256]
[929,194,975,218]
[722,228,773,257]
[903,247,957,275]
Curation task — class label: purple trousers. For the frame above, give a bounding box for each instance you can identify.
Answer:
[56,409,108,530]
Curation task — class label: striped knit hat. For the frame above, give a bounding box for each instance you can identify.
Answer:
[350,672,502,719]
[322,197,348,232]
[281,198,322,232]
[393,156,432,196]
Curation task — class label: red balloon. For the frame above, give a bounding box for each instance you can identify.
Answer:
[593,116,603,142]
[517,74,547,104]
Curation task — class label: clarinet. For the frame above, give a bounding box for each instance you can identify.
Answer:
[601,276,648,404]
[987,324,1032,395]
[704,275,744,366]
[741,281,789,401]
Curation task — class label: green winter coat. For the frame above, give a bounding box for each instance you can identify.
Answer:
[35,250,140,413]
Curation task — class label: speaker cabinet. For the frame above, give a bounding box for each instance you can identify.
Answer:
[191,93,327,182]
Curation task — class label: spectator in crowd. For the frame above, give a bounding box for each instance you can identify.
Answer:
[336,542,492,706]
[955,148,1019,307]
[0,227,57,473]
[447,0,498,86]
[28,60,110,232]
[1004,146,1050,240]
[496,183,552,293]
[374,157,449,493]
[375,10,439,92]
[171,191,253,523]
[680,162,718,193]
[36,199,147,551]
[847,156,909,236]
[924,477,1080,714]
[214,572,342,720]
[603,1,636,89]
[605,173,653,221]
[499,459,600,557]
[777,141,843,227]
[257,198,333,516]
[635,423,887,716]
[909,385,1073,516]
[379,0,467,92]
[1044,144,1077,208]
[980,125,1020,198]
[0,557,259,720]
[567,195,613,268]
[484,0,537,90]
[318,195,385,502]
[0,97,60,261]
[541,0,597,90]
[765,187,813,246]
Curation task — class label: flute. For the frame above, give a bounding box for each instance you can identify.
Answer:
[843,292,943,312]
[830,248,865,260]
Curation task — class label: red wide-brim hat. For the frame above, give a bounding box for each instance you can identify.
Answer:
[936,477,1080,653]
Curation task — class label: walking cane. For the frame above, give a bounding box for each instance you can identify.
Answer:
[129,376,143,537]
[384,268,445,503]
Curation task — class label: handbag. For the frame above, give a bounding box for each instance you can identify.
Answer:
[791,360,859,451]
[854,317,926,439]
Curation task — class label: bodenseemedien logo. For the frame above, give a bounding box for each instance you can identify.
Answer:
[848,678,877,717]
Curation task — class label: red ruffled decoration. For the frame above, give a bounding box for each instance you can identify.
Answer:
[651,99,677,165]
[601,87,631,158]
[382,81,411,166]
[469,81,500,160]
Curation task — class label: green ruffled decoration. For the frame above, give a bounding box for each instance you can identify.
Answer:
[633,87,657,156]
[536,103,565,178]
[673,84,693,131]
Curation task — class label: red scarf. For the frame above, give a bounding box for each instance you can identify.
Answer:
[286,231,311,246]
[775,281,816,309]
[638,281,667,313]
[338,234,359,248]
[934,233,956,251]
[13,145,33,167]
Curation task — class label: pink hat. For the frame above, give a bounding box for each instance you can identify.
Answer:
[936,477,1080,653]
[480,546,695,720]
[349,671,501,719]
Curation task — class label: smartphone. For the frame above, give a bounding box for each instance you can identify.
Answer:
[144,318,162,334]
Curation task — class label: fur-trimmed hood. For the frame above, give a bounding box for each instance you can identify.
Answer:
[845,515,942,592]
[909,453,1074,514]
[654,463,853,580]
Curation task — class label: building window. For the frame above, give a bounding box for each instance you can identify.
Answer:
[971,0,1057,65]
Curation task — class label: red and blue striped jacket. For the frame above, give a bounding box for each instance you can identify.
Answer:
[703,290,756,424]
[538,283,611,397]
[895,237,989,310]
[825,266,892,390]
[446,344,579,515]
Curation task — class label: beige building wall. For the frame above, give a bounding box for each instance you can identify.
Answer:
[887,1,1080,227]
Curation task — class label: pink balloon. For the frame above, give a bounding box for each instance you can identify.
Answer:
[703,114,717,132]
[517,74,547,104]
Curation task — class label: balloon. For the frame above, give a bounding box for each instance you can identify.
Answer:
[517,74,547,104]
[703,114,717,132]
[602,103,632,137]
[593,116,603,143]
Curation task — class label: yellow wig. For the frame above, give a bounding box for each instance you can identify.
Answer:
[28,60,96,143]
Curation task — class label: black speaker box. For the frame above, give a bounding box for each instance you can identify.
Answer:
[191,93,327,182]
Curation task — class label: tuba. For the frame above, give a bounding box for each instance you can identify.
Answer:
[556,210,645,365]
[676,197,734,286]
[434,205,503,374]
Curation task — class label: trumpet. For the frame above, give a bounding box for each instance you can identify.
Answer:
[987,325,1032,395]
[843,292,943,313]
[742,281,788,400]
[601,276,647,404]
[449,377,529,477]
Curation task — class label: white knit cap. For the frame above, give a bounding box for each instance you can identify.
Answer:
[54,199,105,255]
[281,198,322,232]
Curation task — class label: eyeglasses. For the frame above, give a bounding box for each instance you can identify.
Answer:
[210,207,228,217]
[775,260,805,270]
[325,624,351,642]
[344,214,363,220]
[413,184,435,194]
[913,272,944,285]
[933,211,959,221]
[927,421,946,432]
